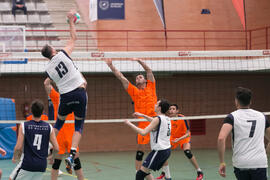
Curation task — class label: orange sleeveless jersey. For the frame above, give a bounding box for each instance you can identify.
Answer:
[49,88,77,154]
[170,114,191,149]
[127,80,157,144]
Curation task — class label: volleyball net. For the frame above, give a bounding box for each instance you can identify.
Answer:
[0,49,270,151]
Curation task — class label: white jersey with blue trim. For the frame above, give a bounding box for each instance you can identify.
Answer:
[150,114,171,150]
[45,50,85,94]
[230,109,268,168]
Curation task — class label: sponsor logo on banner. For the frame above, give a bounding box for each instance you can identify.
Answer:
[91,52,105,57]
[262,50,270,55]
[99,0,110,10]
[178,51,191,56]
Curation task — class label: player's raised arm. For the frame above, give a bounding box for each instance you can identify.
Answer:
[133,112,155,122]
[63,10,77,57]
[104,58,129,89]
[124,116,159,136]
[134,58,155,82]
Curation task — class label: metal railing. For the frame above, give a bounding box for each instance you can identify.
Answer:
[26,26,270,51]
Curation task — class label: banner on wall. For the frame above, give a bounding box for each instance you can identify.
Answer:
[232,0,246,30]
[89,0,125,21]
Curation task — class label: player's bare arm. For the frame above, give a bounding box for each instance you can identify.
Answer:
[134,58,155,82]
[12,125,24,163]
[133,112,155,122]
[173,130,190,143]
[217,123,232,177]
[104,58,129,89]
[63,10,77,57]
[44,77,52,95]
[124,117,159,136]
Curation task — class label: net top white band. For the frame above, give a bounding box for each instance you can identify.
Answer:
[1,112,270,124]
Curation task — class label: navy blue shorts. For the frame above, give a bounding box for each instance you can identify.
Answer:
[142,148,171,171]
[234,167,267,180]
[58,87,87,119]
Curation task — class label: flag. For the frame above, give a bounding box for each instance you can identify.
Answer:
[232,0,246,30]
[153,0,166,29]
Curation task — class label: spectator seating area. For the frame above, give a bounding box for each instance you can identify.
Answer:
[0,0,63,51]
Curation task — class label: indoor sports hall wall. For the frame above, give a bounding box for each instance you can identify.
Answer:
[76,0,270,51]
[1,73,270,151]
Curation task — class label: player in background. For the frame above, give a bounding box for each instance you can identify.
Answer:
[42,9,87,174]
[125,99,171,180]
[157,104,203,180]
[218,87,270,180]
[44,78,84,179]
[105,58,157,171]
[9,100,59,180]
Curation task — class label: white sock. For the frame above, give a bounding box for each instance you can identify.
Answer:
[197,168,202,172]
[163,165,171,178]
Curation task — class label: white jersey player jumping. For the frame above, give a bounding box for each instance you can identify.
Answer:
[218,87,270,180]
[41,9,87,175]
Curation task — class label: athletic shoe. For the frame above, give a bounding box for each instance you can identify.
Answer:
[164,178,172,180]
[196,171,204,180]
[65,156,74,174]
[156,172,165,180]
[58,170,63,176]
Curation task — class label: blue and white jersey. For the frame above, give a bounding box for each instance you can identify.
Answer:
[45,50,85,94]
[150,115,171,150]
[21,120,52,172]
[224,108,269,169]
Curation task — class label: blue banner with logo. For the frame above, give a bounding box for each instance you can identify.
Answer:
[98,0,125,20]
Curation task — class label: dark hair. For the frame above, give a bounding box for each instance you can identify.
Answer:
[31,100,44,118]
[159,99,171,114]
[235,87,252,106]
[170,104,179,110]
[134,73,146,79]
[41,44,53,59]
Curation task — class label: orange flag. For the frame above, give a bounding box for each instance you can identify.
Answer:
[232,0,246,30]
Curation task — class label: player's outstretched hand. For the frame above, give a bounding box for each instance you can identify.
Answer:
[133,112,144,118]
[0,148,6,156]
[219,163,226,177]
[131,58,142,62]
[67,10,75,22]
[104,58,112,65]
[124,119,130,125]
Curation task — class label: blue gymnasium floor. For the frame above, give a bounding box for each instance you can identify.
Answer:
[1,149,268,180]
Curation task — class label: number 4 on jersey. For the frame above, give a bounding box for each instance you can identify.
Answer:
[33,134,42,150]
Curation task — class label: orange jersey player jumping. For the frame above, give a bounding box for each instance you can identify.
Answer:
[156,104,204,180]
[44,79,84,180]
[105,58,157,171]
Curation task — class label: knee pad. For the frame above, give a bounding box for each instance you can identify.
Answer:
[52,159,62,170]
[75,119,84,133]
[184,149,193,159]
[136,170,150,180]
[54,119,65,131]
[74,157,82,170]
[136,151,144,161]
